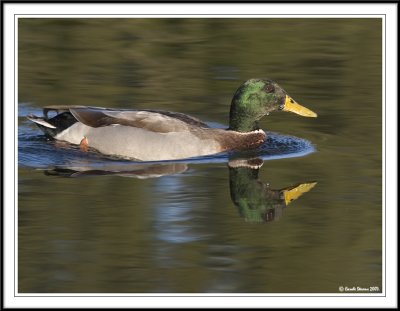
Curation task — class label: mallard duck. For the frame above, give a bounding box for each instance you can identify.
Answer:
[27,79,317,161]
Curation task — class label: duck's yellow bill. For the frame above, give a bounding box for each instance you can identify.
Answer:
[282,182,317,206]
[283,95,317,117]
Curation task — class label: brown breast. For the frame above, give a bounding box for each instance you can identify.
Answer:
[204,129,267,152]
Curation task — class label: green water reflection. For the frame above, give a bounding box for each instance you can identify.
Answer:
[18,18,382,293]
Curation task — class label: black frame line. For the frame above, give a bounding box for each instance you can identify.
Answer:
[3,1,400,3]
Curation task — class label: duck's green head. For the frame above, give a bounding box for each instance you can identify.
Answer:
[229,79,317,132]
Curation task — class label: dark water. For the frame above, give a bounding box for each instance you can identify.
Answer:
[18,18,382,293]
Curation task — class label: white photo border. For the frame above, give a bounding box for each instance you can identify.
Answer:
[3,2,398,309]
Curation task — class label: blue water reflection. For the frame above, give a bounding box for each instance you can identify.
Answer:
[152,176,209,244]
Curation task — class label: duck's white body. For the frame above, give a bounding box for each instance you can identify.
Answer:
[28,106,267,161]
[55,121,222,161]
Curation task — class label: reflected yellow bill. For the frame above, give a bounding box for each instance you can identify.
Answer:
[282,182,317,205]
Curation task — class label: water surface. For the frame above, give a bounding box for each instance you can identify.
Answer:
[18,18,382,293]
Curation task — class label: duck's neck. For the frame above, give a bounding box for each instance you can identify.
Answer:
[229,117,259,132]
[228,99,260,132]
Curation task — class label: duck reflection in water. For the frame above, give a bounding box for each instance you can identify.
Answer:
[228,158,316,223]
[44,162,188,179]
[44,157,316,223]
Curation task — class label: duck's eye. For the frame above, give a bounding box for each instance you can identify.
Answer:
[264,84,275,93]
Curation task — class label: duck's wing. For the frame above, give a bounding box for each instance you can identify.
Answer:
[145,109,210,128]
[44,106,210,133]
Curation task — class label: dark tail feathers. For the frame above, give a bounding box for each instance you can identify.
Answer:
[27,112,78,138]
